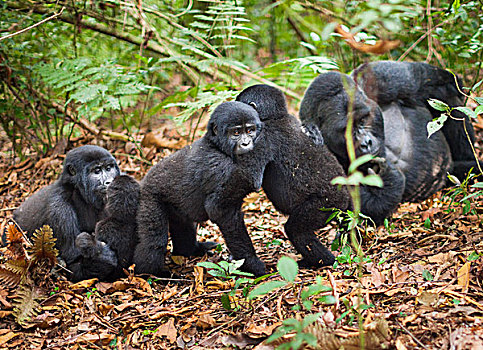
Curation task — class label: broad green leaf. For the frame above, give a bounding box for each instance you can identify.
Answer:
[427,114,448,138]
[196,262,224,271]
[455,106,477,119]
[360,174,383,187]
[277,256,298,282]
[248,280,287,300]
[428,98,449,111]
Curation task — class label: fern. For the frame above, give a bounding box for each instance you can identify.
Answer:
[12,284,42,325]
[165,89,239,123]
[35,58,156,120]
[27,225,58,266]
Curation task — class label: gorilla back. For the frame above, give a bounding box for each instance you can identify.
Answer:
[13,145,120,279]
[134,101,269,276]
[237,84,352,269]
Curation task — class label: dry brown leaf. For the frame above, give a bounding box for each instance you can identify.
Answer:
[69,278,98,289]
[370,265,385,287]
[155,318,177,343]
[193,265,204,295]
[196,313,217,329]
[334,24,400,54]
[395,337,409,350]
[457,262,471,293]
[246,322,282,337]
[0,332,19,346]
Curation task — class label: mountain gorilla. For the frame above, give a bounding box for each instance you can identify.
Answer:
[236,85,352,269]
[299,73,408,226]
[75,174,140,280]
[300,62,480,225]
[134,102,269,276]
[13,145,120,281]
[353,61,482,184]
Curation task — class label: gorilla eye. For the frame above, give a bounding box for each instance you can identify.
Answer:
[93,167,102,175]
[106,165,112,171]
[233,129,240,136]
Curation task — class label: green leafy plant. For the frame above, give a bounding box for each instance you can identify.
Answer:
[197,259,257,311]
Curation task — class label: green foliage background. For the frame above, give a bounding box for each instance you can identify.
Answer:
[0,0,481,155]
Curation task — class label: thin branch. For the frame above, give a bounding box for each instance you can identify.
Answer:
[0,7,65,41]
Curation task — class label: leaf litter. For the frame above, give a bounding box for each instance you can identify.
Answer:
[0,132,482,349]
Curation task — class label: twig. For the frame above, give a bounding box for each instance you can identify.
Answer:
[395,320,429,349]
[0,7,65,41]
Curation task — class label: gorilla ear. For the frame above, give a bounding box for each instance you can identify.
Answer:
[248,101,257,110]
[212,125,218,136]
[67,164,76,176]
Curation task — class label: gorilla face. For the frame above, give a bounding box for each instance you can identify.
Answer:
[86,160,120,199]
[208,101,263,157]
[63,145,120,207]
[299,72,385,170]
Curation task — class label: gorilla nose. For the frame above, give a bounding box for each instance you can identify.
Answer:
[104,179,112,187]
[360,138,373,152]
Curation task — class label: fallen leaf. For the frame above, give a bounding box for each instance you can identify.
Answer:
[457,262,471,293]
[0,332,19,347]
[196,313,217,329]
[155,318,177,343]
[246,322,281,337]
[69,278,98,289]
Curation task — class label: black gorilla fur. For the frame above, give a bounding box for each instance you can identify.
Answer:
[94,174,140,279]
[134,101,269,276]
[236,84,352,268]
[300,62,481,225]
[299,72,406,226]
[13,145,120,281]
[353,61,483,185]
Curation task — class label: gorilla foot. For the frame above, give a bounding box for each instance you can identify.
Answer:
[241,256,266,277]
[298,252,335,269]
[192,241,218,257]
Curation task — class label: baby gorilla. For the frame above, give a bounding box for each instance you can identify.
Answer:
[134,101,269,276]
[236,84,352,269]
[75,175,140,281]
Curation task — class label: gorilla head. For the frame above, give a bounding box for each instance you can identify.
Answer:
[61,145,120,209]
[235,84,288,121]
[299,72,385,170]
[105,175,140,219]
[207,101,263,156]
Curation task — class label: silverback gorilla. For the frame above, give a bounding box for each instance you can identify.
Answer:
[300,62,481,225]
[236,84,352,269]
[134,101,268,276]
[13,145,120,281]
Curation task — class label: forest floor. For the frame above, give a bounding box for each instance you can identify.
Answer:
[1,119,483,350]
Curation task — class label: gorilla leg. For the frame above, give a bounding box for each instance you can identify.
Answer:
[206,200,265,276]
[283,201,335,268]
[133,196,170,276]
[170,216,217,257]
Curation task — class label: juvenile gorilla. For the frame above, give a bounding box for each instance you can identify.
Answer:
[76,175,140,280]
[236,84,352,268]
[13,145,120,281]
[134,101,269,276]
[353,61,483,184]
